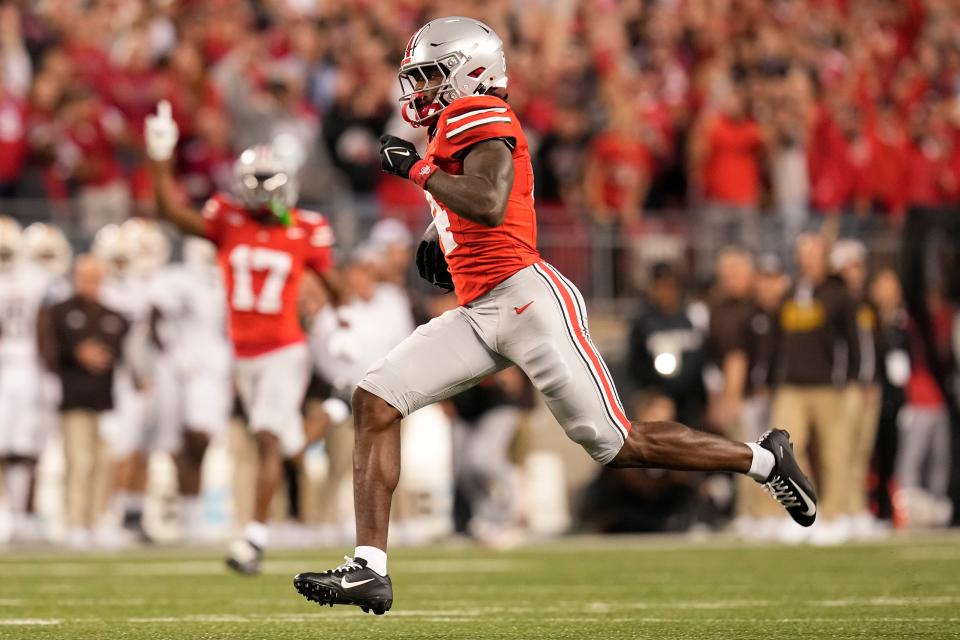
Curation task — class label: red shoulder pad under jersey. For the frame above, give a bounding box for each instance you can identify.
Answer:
[296,209,335,274]
[201,192,242,247]
[435,95,517,159]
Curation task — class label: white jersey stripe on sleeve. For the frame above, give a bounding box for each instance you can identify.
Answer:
[445,116,512,139]
[446,106,508,123]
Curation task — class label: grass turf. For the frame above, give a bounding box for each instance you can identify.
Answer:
[1,533,958,639]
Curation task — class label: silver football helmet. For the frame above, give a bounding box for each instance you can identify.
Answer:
[233,143,299,211]
[183,236,217,272]
[92,224,134,277]
[22,222,72,277]
[121,218,171,277]
[398,16,508,127]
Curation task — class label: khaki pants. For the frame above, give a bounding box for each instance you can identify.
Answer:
[769,386,850,521]
[309,413,354,525]
[61,410,111,529]
[844,384,881,515]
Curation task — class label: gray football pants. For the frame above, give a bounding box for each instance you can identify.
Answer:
[360,262,630,464]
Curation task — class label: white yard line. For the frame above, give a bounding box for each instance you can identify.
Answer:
[114,611,960,624]
[812,596,960,608]
[128,615,253,623]
[0,618,61,625]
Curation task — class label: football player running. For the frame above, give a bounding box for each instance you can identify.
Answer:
[0,218,54,543]
[149,236,232,540]
[292,17,819,616]
[93,222,156,544]
[146,100,340,574]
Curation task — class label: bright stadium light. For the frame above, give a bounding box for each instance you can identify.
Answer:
[654,352,678,377]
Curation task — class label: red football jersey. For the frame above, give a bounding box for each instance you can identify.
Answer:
[202,193,334,357]
[425,95,541,305]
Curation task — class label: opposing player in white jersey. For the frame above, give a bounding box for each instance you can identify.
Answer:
[149,236,232,538]
[93,221,161,541]
[294,17,819,615]
[20,222,74,541]
[0,217,56,542]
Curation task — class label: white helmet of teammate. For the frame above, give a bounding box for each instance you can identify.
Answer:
[183,236,217,272]
[0,216,22,272]
[121,218,171,277]
[398,16,508,127]
[92,224,135,277]
[233,142,299,211]
[23,222,73,277]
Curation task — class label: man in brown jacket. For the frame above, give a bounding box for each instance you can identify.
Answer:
[39,254,129,548]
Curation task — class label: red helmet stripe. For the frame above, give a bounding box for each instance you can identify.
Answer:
[402,25,427,67]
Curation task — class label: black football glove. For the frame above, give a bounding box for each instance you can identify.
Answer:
[379,134,420,178]
[416,238,454,292]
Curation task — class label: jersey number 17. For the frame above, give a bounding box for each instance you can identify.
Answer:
[228,245,292,314]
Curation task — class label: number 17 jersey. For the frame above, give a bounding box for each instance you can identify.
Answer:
[202,193,334,357]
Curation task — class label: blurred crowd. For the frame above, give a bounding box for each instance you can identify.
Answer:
[595,233,956,543]
[0,0,955,243]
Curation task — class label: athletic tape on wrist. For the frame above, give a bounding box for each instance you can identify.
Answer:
[409,159,439,188]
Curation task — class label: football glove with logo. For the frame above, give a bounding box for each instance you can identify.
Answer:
[416,222,454,292]
[379,135,438,188]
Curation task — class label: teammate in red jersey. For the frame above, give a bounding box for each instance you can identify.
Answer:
[146,101,338,574]
[293,17,818,615]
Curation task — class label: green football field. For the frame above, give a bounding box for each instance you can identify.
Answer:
[1,533,958,640]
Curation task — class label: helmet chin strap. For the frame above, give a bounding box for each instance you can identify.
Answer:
[402,99,443,127]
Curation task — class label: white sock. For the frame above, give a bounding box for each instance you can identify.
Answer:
[244,521,269,549]
[745,443,775,481]
[354,545,388,576]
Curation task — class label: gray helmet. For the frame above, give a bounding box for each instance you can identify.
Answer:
[398,16,508,127]
[233,143,299,210]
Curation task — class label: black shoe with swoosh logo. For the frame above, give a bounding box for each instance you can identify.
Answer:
[757,429,818,527]
[294,557,393,615]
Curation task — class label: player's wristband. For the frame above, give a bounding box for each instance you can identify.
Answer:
[408,159,439,188]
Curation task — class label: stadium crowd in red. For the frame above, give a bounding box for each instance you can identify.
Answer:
[0,0,957,237]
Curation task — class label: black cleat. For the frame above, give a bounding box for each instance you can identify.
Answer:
[294,557,393,615]
[122,511,153,544]
[226,539,263,576]
[757,429,818,527]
